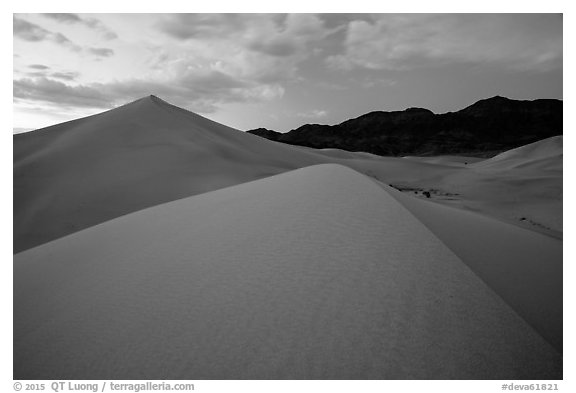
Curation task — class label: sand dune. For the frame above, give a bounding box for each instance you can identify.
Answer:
[379,138,563,238]
[14,96,327,252]
[445,137,562,237]
[17,95,414,253]
[402,155,486,167]
[472,136,562,171]
[14,164,561,379]
[14,96,562,251]
[387,187,562,352]
[14,96,563,379]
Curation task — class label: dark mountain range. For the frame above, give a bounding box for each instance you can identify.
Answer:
[247,127,283,141]
[247,96,562,156]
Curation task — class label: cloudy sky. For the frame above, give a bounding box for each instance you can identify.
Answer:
[13,13,562,133]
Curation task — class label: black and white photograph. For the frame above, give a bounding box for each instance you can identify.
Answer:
[10,4,570,389]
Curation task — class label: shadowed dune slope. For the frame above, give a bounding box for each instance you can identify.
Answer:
[386,187,562,352]
[14,164,560,380]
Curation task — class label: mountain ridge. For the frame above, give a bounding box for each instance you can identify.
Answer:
[247,96,562,156]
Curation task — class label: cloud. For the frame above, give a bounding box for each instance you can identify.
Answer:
[13,65,285,113]
[246,14,330,58]
[306,80,347,91]
[28,64,50,70]
[42,13,118,40]
[157,14,248,40]
[153,13,335,92]
[14,17,51,41]
[22,66,80,81]
[14,16,80,52]
[14,77,110,108]
[25,72,47,78]
[297,109,328,119]
[88,47,114,57]
[14,16,115,58]
[52,32,81,51]
[249,36,298,57]
[15,15,294,114]
[42,13,83,24]
[158,14,330,58]
[360,77,397,89]
[50,72,80,81]
[327,14,562,72]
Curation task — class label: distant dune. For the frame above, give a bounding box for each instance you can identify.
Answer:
[472,135,562,171]
[14,164,561,379]
[14,96,562,380]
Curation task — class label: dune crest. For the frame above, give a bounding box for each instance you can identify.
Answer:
[14,164,561,379]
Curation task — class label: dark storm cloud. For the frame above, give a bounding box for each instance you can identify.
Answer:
[42,13,118,40]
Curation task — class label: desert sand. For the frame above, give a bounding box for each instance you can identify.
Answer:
[14,164,561,379]
[13,96,562,379]
[14,96,562,252]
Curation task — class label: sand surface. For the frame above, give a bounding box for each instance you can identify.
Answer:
[14,96,326,252]
[14,164,561,379]
[14,96,562,252]
[14,97,563,379]
[387,187,562,352]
